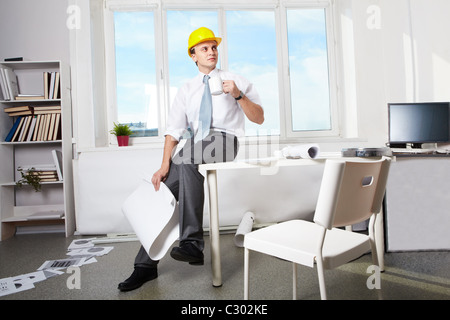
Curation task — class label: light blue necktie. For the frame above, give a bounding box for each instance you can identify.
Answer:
[195,75,212,143]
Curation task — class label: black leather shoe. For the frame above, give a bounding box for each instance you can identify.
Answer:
[170,242,204,265]
[118,267,158,292]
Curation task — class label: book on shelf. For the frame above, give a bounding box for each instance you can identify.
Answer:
[33,105,61,111]
[6,109,33,116]
[3,106,62,142]
[5,116,22,142]
[53,72,60,99]
[0,69,8,100]
[17,153,62,182]
[27,170,59,182]
[4,105,61,115]
[52,149,63,181]
[26,210,64,220]
[11,117,25,142]
[40,177,59,182]
[44,72,49,100]
[44,71,60,100]
[0,68,60,101]
[4,57,25,62]
[0,67,19,101]
[3,105,31,113]
[14,95,45,100]
[17,164,59,183]
[25,116,37,141]
[18,116,31,142]
[52,114,61,140]
[34,108,61,115]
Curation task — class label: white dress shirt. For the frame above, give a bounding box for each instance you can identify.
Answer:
[165,68,262,141]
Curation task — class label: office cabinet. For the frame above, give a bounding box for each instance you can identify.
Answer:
[385,156,450,251]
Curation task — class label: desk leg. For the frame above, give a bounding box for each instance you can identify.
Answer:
[375,210,385,272]
[206,169,222,287]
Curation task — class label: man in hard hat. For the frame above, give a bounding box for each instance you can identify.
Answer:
[118,27,264,292]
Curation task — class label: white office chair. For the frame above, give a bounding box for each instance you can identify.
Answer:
[244,158,391,300]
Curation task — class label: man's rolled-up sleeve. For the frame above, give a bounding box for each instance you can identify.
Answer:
[164,88,188,141]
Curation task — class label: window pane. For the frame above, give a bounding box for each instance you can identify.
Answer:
[114,11,158,137]
[167,11,219,107]
[287,9,331,132]
[227,10,279,136]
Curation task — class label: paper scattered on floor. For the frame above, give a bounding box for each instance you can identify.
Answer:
[0,269,62,297]
[68,238,96,250]
[66,246,113,257]
[0,237,113,297]
[0,277,33,297]
[37,257,87,270]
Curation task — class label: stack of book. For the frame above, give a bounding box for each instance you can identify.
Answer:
[18,150,63,182]
[20,165,60,183]
[4,105,61,142]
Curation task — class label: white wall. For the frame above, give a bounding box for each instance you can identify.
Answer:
[2,0,450,234]
[378,0,450,103]
[0,0,70,63]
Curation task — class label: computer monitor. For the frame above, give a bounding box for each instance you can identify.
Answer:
[388,102,450,147]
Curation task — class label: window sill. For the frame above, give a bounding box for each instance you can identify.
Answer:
[75,135,369,154]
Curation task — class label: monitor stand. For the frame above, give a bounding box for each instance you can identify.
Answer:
[388,143,407,149]
[389,143,432,149]
[409,143,423,149]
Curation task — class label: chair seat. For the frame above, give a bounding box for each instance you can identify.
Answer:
[244,220,371,269]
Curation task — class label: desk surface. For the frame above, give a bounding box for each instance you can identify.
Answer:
[199,157,325,171]
[199,153,387,171]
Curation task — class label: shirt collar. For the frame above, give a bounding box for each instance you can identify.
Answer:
[199,68,220,78]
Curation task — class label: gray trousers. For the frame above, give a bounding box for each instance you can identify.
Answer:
[134,131,239,268]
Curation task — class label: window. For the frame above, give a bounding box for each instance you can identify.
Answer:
[105,1,339,143]
[113,10,159,137]
[286,8,332,133]
[226,10,279,136]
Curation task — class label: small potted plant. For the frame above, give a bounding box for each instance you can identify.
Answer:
[16,167,42,192]
[110,122,133,146]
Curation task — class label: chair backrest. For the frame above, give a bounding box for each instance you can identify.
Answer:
[314,158,390,229]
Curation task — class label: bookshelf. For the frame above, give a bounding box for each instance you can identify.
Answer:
[0,61,75,240]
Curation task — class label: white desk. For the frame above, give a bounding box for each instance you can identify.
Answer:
[199,155,386,287]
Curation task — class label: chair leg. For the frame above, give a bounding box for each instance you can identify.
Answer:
[368,214,379,268]
[316,260,327,300]
[292,263,297,300]
[244,248,249,300]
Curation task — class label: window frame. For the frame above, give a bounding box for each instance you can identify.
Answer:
[104,0,166,145]
[103,0,341,146]
[280,1,340,139]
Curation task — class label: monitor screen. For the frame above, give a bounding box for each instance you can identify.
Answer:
[388,102,450,145]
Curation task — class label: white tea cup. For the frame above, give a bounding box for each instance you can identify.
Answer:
[209,76,223,95]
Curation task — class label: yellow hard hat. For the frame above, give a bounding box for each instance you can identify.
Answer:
[188,27,222,57]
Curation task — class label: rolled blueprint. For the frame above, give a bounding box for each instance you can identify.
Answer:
[280,144,320,159]
[234,211,255,247]
[122,180,179,260]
